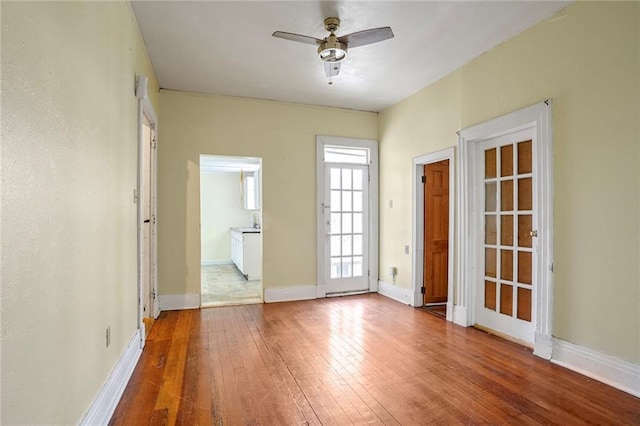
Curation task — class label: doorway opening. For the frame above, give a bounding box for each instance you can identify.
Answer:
[458,100,553,358]
[316,136,379,298]
[199,155,263,307]
[411,148,455,322]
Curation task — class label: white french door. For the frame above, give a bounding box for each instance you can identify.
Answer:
[475,128,537,344]
[323,163,370,294]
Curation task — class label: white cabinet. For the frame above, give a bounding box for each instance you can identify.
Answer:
[230,228,262,280]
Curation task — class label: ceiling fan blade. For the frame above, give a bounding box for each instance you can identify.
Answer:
[338,27,394,48]
[272,31,322,46]
[324,61,341,77]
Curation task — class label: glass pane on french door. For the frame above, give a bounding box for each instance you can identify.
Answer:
[477,132,535,344]
[325,164,369,293]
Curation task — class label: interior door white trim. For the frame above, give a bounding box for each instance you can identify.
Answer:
[411,147,455,323]
[316,136,379,298]
[458,99,553,358]
[136,75,159,348]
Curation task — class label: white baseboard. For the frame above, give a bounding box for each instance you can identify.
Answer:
[264,285,317,303]
[452,305,469,327]
[377,280,411,305]
[159,293,200,311]
[201,260,233,266]
[551,338,640,398]
[80,330,142,425]
[533,332,553,360]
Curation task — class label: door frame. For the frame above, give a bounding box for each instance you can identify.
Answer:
[316,135,379,298]
[411,147,455,322]
[457,99,553,359]
[136,75,159,348]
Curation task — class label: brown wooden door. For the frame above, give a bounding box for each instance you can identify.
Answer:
[423,160,449,304]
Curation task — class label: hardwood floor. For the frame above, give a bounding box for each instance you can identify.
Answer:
[110,294,639,425]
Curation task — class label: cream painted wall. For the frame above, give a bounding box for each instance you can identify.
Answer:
[200,172,254,262]
[1,2,159,424]
[379,2,639,363]
[158,91,378,296]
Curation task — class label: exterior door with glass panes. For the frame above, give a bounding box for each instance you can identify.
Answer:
[324,164,369,294]
[476,129,537,343]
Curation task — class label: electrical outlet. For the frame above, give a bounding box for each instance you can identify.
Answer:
[404,245,410,255]
[388,200,393,208]
[106,326,111,348]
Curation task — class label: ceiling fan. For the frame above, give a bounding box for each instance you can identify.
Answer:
[272,17,394,79]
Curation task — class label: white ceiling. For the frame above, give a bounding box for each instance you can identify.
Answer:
[132,1,570,112]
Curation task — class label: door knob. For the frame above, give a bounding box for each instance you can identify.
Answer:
[530,230,538,237]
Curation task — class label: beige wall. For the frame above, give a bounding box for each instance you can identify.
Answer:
[200,171,254,262]
[1,2,159,424]
[158,91,378,296]
[379,2,639,363]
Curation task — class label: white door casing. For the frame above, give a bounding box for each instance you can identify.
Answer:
[457,100,553,358]
[136,75,159,348]
[316,136,379,297]
[411,148,455,322]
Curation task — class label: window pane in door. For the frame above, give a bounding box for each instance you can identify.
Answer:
[518,178,533,210]
[341,258,352,277]
[342,213,352,234]
[518,215,533,247]
[501,215,514,246]
[501,180,514,211]
[518,140,533,174]
[517,288,532,321]
[501,250,513,281]
[485,248,496,278]
[353,213,363,233]
[500,284,513,316]
[353,169,363,189]
[353,257,363,277]
[331,213,341,234]
[501,145,514,177]
[342,191,352,212]
[485,182,497,212]
[330,168,341,189]
[342,169,352,189]
[353,235,363,255]
[330,257,341,278]
[342,235,352,256]
[485,215,497,245]
[353,191,363,212]
[485,280,497,310]
[331,191,341,212]
[518,251,532,285]
[330,236,341,257]
[485,148,497,178]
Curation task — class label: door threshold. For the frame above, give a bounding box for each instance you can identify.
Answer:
[325,290,370,298]
[473,324,533,349]
[424,302,447,307]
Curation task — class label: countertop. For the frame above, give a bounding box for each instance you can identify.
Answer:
[231,227,261,233]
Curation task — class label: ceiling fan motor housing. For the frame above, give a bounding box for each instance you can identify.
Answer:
[318,34,348,63]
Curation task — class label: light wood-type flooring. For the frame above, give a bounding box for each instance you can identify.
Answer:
[110,294,639,425]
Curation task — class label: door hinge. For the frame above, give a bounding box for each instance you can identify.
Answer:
[421,287,425,294]
[421,175,426,183]
[151,139,157,149]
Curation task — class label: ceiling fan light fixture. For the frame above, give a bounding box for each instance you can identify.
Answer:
[318,37,347,63]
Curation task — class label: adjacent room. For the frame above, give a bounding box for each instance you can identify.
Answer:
[2,1,638,424]
[199,155,263,307]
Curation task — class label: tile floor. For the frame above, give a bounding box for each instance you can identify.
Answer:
[201,264,262,307]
